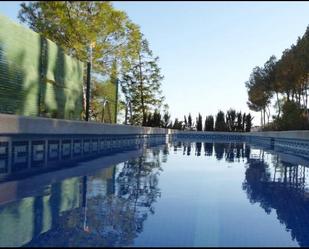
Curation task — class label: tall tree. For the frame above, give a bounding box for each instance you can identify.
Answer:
[188,113,192,130]
[162,104,171,128]
[245,113,253,132]
[205,115,214,131]
[172,118,183,130]
[236,112,243,132]
[196,113,203,131]
[18,1,140,72]
[121,38,164,126]
[226,109,236,132]
[19,1,142,120]
[215,111,227,131]
[245,66,272,126]
[184,115,188,129]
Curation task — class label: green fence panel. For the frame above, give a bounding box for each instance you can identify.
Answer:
[0,15,84,120]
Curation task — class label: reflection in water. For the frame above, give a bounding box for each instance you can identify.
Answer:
[242,150,309,247]
[173,140,251,163]
[172,140,309,247]
[0,145,168,247]
[2,140,309,246]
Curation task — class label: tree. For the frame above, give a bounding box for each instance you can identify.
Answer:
[215,110,227,131]
[245,66,272,127]
[18,2,140,72]
[245,25,309,131]
[121,38,164,126]
[196,113,203,131]
[275,101,308,130]
[242,113,247,132]
[205,115,214,131]
[245,113,253,132]
[162,104,171,128]
[19,1,142,120]
[184,115,188,129]
[188,113,192,130]
[172,118,183,130]
[236,112,243,132]
[226,109,236,132]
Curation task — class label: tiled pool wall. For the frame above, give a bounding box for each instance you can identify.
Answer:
[0,133,169,178]
[2,113,309,178]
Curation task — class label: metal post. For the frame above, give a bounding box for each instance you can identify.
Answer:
[114,78,119,124]
[85,44,93,121]
[85,62,91,121]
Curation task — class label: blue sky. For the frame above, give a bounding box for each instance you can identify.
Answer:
[2,1,309,125]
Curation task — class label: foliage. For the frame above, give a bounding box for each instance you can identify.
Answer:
[120,38,165,126]
[215,110,227,131]
[244,113,253,132]
[205,115,214,131]
[162,104,171,128]
[18,1,144,123]
[18,1,141,74]
[172,118,183,130]
[188,113,192,130]
[196,113,203,131]
[274,101,308,131]
[245,25,309,130]
[226,109,237,132]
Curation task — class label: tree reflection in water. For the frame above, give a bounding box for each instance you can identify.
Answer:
[8,140,309,247]
[173,140,250,163]
[24,146,166,247]
[242,149,309,247]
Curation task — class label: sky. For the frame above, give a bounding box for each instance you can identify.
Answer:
[2,1,309,126]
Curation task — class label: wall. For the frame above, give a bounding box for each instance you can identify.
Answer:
[0,15,84,120]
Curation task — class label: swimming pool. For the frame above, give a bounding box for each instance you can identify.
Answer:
[0,137,308,247]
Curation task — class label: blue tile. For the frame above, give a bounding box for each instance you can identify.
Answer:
[31,140,45,168]
[12,141,28,172]
[73,140,82,156]
[0,142,8,174]
[48,140,60,161]
[61,140,71,159]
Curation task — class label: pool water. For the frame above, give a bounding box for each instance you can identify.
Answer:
[0,139,309,247]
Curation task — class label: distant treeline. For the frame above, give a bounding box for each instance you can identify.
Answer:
[143,108,252,132]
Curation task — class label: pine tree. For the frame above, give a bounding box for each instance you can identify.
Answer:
[205,115,214,131]
[184,115,188,129]
[162,105,171,128]
[226,109,236,132]
[121,38,164,125]
[188,113,192,130]
[236,112,243,132]
[215,111,227,131]
[196,113,203,131]
[245,113,253,132]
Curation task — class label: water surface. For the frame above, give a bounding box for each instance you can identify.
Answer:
[0,140,308,247]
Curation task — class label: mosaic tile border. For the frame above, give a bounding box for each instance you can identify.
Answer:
[0,134,168,177]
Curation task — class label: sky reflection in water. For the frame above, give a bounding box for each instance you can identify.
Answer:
[0,140,308,247]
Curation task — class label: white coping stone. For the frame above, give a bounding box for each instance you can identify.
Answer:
[1,113,309,140]
[0,113,175,135]
[175,130,309,141]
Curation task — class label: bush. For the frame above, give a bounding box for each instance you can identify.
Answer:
[273,101,309,130]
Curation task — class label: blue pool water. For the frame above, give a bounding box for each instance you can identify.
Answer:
[0,139,308,247]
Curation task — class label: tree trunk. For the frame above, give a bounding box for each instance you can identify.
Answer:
[276,92,281,118]
[124,103,128,125]
[138,53,145,125]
